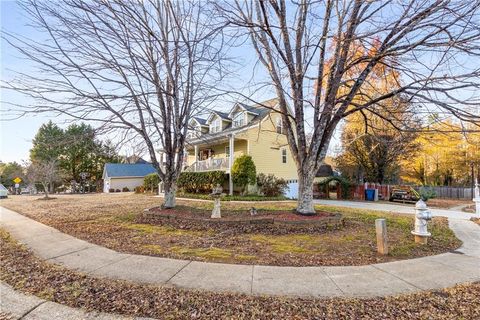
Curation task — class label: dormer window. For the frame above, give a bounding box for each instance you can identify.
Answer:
[233,112,245,127]
[187,125,199,139]
[210,118,221,133]
[276,117,285,134]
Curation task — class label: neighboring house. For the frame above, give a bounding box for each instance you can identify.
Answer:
[102,163,157,193]
[185,98,298,194]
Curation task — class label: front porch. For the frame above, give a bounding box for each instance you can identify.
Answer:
[186,134,247,173]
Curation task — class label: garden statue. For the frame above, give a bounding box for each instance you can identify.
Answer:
[473,178,480,215]
[411,199,432,244]
[210,184,223,219]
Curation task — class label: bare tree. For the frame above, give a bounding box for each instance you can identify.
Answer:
[3,0,228,208]
[218,0,480,214]
[26,160,60,199]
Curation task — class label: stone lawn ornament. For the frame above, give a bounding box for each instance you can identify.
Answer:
[412,199,432,244]
[210,184,224,219]
[473,178,480,215]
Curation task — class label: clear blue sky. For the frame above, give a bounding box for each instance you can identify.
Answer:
[0,1,354,163]
[1,1,54,163]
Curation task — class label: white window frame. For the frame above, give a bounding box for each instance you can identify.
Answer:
[187,124,200,139]
[281,148,287,163]
[276,117,284,134]
[210,118,221,133]
[233,112,245,127]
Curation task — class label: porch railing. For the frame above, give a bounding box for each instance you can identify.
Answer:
[185,157,229,172]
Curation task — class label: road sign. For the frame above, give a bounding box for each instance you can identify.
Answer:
[13,177,22,184]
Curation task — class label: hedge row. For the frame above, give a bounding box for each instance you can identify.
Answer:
[177,171,227,193]
[177,192,289,201]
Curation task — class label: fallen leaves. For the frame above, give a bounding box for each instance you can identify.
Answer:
[0,227,479,319]
[1,194,461,267]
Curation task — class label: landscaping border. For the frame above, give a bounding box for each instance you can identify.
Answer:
[143,207,344,229]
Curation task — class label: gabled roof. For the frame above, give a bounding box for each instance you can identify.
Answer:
[206,111,232,124]
[188,98,280,144]
[191,117,208,126]
[229,98,279,117]
[228,103,259,118]
[103,163,157,179]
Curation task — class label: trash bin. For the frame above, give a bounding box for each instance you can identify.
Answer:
[365,189,376,201]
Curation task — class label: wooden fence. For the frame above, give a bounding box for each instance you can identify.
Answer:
[329,184,474,200]
[413,186,473,199]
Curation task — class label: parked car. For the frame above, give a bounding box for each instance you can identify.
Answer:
[389,186,420,203]
[0,184,8,199]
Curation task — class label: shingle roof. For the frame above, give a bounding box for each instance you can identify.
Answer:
[214,111,231,120]
[188,98,280,143]
[192,117,208,126]
[104,163,157,178]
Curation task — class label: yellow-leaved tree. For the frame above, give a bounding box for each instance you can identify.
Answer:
[400,119,480,186]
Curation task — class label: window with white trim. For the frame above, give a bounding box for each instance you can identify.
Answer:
[187,124,200,139]
[281,148,287,163]
[233,112,245,127]
[276,117,285,134]
[210,118,221,133]
[225,146,230,158]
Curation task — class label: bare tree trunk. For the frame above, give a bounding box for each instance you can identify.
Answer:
[42,182,49,199]
[297,170,316,215]
[163,175,177,209]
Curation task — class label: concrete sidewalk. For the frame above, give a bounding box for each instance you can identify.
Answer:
[0,282,151,320]
[1,206,479,299]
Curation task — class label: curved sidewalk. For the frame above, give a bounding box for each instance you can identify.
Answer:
[0,282,151,320]
[1,206,479,298]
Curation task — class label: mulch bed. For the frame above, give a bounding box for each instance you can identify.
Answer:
[143,205,344,234]
[1,228,479,320]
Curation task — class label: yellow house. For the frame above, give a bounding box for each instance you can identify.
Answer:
[185,98,298,194]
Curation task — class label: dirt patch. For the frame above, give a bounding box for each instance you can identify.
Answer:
[427,198,473,209]
[1,229,479,320]
[1,194,461,267]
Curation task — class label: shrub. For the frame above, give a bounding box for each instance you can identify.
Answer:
[177,171,227,193]
[231,155,256,194]
[144,173,160,193]
[256,173,288,197]
[177,192,288,201]
[122,187,130,192]
[108,188,115,193]
[134,186,144,194]
[115,189,121,192]
[418,186,437,201]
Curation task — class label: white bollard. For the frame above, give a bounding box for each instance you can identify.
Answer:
[375,218,388,255]
[411,199,432,244]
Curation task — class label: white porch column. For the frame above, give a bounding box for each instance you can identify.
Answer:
[229,134,234,195]
[194,145,199,172]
